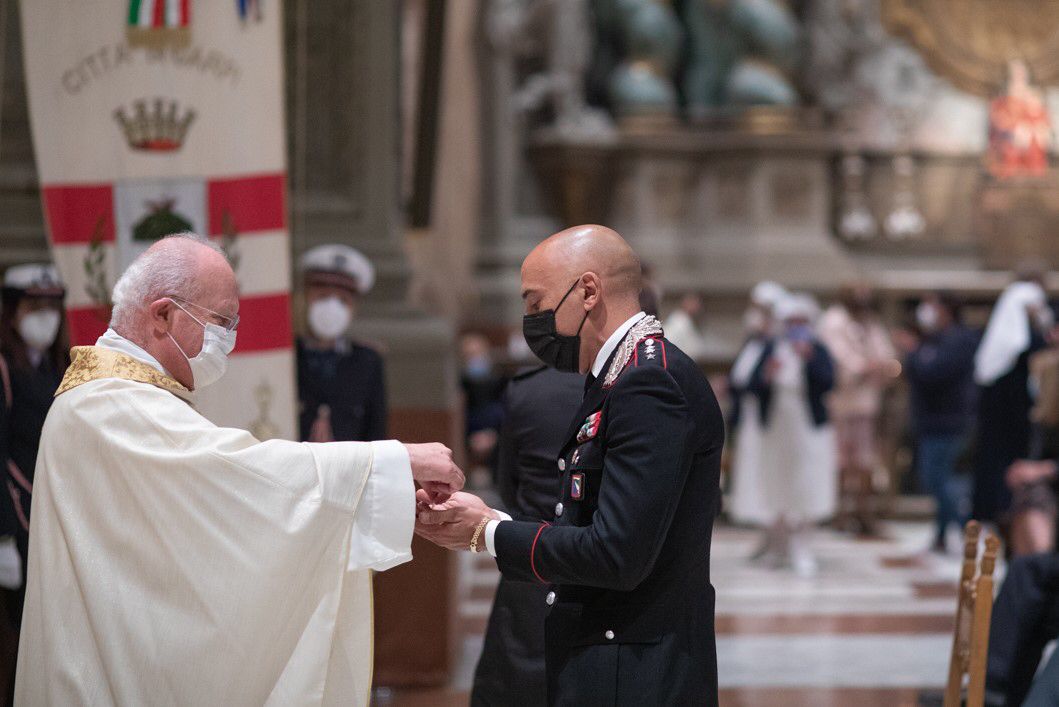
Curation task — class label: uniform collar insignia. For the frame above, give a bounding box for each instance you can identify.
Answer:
[56,346,190,399]
[602,315,663,388]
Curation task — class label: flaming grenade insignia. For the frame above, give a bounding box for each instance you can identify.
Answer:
[113,98,196,152]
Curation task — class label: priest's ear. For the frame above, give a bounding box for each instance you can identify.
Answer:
[146,298,177,335]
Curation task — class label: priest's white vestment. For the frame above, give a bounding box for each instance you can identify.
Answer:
[15,345,415,706]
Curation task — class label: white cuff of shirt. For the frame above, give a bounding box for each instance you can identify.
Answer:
[484,510,512,557]
[347,440,415,572]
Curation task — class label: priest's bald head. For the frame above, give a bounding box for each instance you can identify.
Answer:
[110,233,240,390]
[521,225,643,374]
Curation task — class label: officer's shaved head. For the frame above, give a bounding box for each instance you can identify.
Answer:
[521,225,642,306]
[520,225,645,373]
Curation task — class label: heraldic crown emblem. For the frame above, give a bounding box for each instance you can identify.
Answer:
[113,98,196,152]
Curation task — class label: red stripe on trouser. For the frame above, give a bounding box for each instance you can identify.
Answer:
[65,293,293,352]
[152,0,165,27]
[6,482,27,533]
[208,173,286,235]
[7,460,31,494]
[180,0,189,25]
[41,185,115,244]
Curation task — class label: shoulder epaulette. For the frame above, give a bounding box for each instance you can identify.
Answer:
[633,336,667,369]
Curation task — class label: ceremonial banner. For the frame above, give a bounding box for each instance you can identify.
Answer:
[20,0,295,439]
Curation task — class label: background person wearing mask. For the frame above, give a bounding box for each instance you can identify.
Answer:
[459,332,506,482]
[736,293,837,576]
[728,281,786,559]
[0,264,69,699]
[818,282,898,537]
[0,264,69,620]
[895,292,978,554]
[296,244,387,443]
[973,279,1051,526]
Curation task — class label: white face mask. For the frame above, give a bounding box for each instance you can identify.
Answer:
[18,309,61,351]
[167,300,237,389]
[308,296,352,341]
[916,303,939,332]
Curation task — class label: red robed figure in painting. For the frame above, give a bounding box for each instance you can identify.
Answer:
[988,59,1053,179]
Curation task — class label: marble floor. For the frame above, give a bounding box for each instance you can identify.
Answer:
[386,521,976,706]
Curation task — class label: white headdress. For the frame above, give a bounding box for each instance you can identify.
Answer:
[974,281,1046,385]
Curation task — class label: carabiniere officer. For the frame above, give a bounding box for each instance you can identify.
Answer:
[415,225,725,706]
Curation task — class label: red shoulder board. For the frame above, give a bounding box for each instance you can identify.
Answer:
[633,337,667,369]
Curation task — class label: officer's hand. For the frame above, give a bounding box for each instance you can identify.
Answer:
[404,443,465,504]
[414,490,499,551]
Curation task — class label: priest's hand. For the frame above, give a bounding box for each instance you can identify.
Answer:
[404,443,465,504]
[414,490,499,551]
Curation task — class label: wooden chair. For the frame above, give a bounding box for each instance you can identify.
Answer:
[944,521,1000,707]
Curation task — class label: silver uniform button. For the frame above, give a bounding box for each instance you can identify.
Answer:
[558,458,566,471]
[605,630,615,640]
[546,591,556,606]
[555,502,564,517]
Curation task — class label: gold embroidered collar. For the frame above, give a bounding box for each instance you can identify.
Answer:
[56,346,190,399]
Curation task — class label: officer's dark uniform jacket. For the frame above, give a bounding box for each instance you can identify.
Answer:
[493,329,725,706]
[472,366,584,707]
[296,337,387,442]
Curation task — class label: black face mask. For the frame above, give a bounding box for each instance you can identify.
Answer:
[523,279,590,372]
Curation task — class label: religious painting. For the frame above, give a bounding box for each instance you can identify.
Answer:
[987,60,1052,179]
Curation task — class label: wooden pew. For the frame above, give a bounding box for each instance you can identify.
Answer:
[944,520,1000,707]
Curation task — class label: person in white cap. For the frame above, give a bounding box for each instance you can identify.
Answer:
[817,282,898,537]
[730,292,837,577]
[296,244,387,443]
[728,282,785,558]
[0,263,69,621]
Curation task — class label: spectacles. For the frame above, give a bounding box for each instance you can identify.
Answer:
[167,296,240,333]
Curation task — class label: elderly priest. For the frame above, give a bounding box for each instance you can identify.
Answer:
[15,233,464,706]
